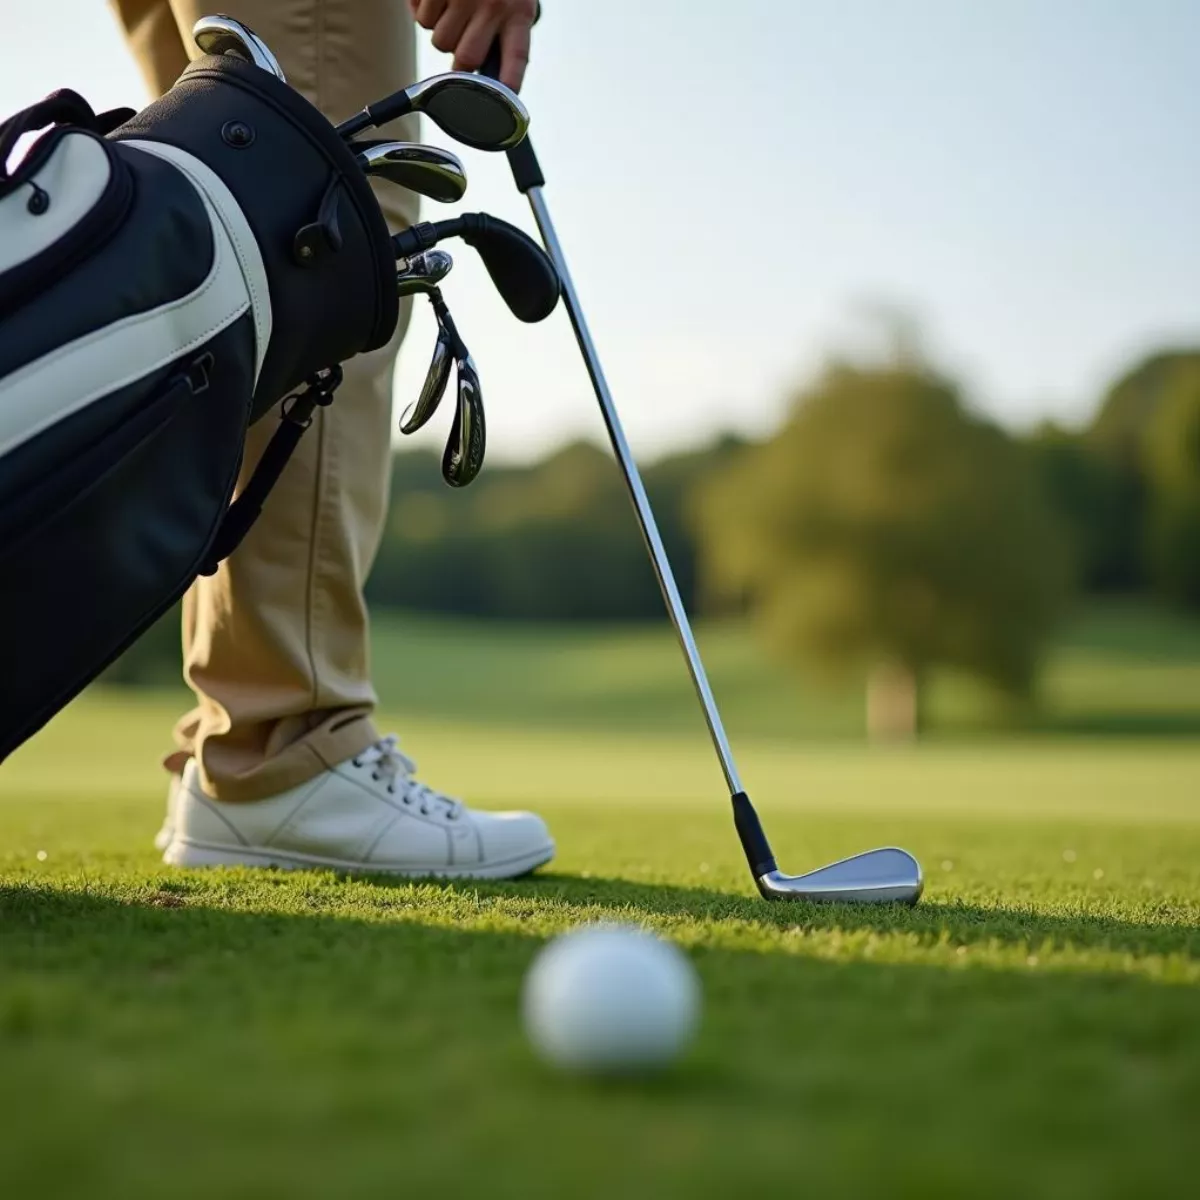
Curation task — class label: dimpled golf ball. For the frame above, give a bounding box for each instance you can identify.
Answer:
[522,923,701,1072]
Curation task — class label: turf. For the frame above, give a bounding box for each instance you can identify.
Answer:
[2,609,1199,1198]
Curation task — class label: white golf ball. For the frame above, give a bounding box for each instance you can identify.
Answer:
[522,923,701,1072]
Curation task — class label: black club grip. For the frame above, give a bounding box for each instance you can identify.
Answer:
[478,23,545,195]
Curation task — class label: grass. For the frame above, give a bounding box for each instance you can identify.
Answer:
[1,604,1199,1197]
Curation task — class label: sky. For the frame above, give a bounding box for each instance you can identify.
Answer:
[5,2,1199,464]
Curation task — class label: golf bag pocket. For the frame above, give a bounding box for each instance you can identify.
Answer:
[0,126,132,321]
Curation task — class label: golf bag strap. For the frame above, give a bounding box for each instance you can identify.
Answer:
[198,365,343,576]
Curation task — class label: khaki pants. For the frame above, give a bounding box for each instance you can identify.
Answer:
[109,1,419,801]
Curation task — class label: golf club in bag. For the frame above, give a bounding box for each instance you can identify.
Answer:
[0,16,557,763]
[475,37,923,905]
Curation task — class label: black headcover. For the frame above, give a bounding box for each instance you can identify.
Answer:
[458,213,559,324]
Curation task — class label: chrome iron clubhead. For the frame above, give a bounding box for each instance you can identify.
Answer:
[357,142,468,204]
[443,353,484,488]
[396,282,486,486]
[336,73,529,152]
[397,251,455,434]
[193,15,286,81]
[400,322,453,434]
[756,848,923,904]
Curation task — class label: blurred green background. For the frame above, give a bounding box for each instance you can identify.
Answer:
[108,342,1200,748]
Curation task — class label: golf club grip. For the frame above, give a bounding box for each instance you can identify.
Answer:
[731,792,777,878]
[479,37,545,195]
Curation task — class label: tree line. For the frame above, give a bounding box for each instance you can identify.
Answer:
[105,345,1200,709]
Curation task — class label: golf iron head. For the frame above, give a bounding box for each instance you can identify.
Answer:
[756,848,924,904]
[400,322,453,434]
[193,15,286,81]
[336,73,529,152]
[356,141,468,205]
[442,352,485,488]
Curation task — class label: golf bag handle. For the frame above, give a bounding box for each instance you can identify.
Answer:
[479,28,545,194]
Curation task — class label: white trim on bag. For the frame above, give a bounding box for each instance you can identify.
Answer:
[123,140,272,384]
[0,196,250,460]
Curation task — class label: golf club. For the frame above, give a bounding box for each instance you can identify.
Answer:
[192,15,286,81]
[356,141,468,205]
[437,302,485,489]
[396,251,455,435]
[392,252,485,484]
[401,321,453,434]
[393,212,560,324]
[477,39,923,904]
[335,73,528,152]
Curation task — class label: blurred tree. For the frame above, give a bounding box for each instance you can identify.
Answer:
[693,362,1072,739]
[1086,350,1200,592]
[1139,357,1200,609]
[1092,350,1200,461]
[1026,421,1128,592]
[365,439,746,621]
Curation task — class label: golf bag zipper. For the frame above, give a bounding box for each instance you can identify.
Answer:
[0,355,212,560]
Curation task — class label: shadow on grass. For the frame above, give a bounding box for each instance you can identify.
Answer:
[3,873,1196,965]
[421,872,1200,959]
[0,879,1194,996]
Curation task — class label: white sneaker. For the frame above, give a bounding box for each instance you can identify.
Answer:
[160,735,555,879]
[154,771,184,852]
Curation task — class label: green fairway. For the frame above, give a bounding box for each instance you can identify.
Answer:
[1,609,1199,1198]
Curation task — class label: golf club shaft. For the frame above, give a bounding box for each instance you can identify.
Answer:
[522,189,744,798]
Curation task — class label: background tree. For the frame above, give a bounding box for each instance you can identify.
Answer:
[1085,350,1200,593]
[1026,421,1127,592]
[692,361,1073,739]
[1139,356,1200,609]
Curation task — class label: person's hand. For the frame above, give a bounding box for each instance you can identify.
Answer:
[409,0,538,92]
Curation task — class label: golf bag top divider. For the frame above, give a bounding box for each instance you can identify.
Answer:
[0,54,399,763]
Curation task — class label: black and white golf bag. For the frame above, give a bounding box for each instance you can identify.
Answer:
[0,54,399,761]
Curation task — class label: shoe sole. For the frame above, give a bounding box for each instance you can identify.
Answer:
[162,836,556,881]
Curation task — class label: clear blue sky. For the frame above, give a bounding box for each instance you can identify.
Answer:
[5,2,1198,463]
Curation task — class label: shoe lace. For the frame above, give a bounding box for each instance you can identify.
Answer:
[353,735,463,820]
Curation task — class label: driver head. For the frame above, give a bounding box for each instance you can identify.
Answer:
[193,15,286,81]
[404,73,529,152]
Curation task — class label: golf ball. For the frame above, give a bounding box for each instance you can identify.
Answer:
[522,923,701,1072]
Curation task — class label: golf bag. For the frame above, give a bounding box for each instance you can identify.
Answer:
[0,54,399,762]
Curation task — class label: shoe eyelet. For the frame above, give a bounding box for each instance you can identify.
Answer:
[387,784,395,794]
[352,758,362,768]
[371,771,380,781]
[403,796,412,805]
[420,807,430,816]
